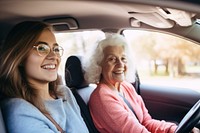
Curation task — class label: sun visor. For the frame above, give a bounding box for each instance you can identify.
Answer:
[129,6,194,29]
[130,12,175,29]
[156,7,195,27]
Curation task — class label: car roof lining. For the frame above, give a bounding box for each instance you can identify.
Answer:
[0,0,200,44]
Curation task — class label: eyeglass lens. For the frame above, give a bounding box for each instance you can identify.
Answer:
[36,44,63,57]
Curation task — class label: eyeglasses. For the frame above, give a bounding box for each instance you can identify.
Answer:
[33,44,64,57]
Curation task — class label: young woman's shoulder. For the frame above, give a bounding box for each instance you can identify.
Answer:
[1,98,42,116]
[57,85,74,100]
[2,98,34,109]
[57,85,81,110]
[1,98,61,133]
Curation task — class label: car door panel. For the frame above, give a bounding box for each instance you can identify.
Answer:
[139,84,200,124]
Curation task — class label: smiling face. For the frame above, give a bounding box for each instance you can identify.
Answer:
[24,29,60,85]
[100,45,127,87]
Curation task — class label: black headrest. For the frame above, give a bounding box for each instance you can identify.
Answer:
[65,55,86,89]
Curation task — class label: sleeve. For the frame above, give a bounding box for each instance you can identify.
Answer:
[125,82,177,133]
[139,93,177,133]
[89,86,151,133]
[1,98,59,133]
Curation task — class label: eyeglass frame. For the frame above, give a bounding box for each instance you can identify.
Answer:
[33,42,64,57]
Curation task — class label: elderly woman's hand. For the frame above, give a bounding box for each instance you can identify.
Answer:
[190,127,200,133]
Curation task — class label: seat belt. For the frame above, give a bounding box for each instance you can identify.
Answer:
[119,94,140,123]
[44,113,66,133]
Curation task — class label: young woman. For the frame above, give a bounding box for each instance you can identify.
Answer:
[0,21,89,133]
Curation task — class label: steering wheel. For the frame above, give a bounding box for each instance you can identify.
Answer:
[175,99,200,133]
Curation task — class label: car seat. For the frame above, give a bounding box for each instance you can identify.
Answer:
[65,55,99,133]
[0,93,6,133]
[0,108,6,133]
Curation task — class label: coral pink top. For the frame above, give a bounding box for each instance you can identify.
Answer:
[89,81,177,133]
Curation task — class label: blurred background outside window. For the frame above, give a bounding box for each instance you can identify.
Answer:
[55,30,200,93]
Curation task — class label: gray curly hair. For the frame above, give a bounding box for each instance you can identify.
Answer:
[83,34,136,84]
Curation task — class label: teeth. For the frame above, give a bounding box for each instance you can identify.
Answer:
[42,64,56,69]
[114,71,124,74]
[115,71,123,74]
[114,69,124,73]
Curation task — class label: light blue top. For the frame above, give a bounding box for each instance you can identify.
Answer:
[1,85,89,133]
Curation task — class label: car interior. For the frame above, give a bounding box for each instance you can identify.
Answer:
[0,0,200,133]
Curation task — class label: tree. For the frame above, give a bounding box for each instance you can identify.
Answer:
[127,30,200,77]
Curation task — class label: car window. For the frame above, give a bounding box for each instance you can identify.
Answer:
[55,30,105,82]
[123,30,200,93]
[55,29,200,93]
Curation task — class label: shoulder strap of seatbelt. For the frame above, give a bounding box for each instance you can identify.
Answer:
[44,113,66,133]
[119,94,140,123]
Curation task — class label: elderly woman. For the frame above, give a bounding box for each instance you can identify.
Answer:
[84,34,183,133]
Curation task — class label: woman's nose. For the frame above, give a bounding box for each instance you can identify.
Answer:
[46,49,58,59]
[116,58,124,66]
